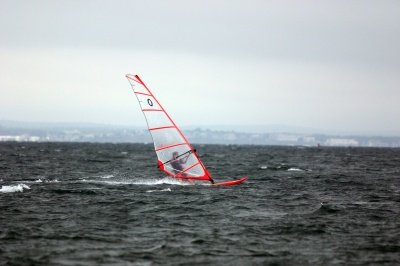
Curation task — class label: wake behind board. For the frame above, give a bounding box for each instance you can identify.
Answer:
[126,73,247,186]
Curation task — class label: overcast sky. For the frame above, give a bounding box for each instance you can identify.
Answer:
[1,0,399,135]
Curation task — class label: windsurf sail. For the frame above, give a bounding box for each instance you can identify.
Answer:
[126,74,214,183]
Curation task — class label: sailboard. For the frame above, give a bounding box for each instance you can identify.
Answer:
[126,74,247,186]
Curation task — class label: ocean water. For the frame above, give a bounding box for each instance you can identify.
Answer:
[1,142,399,265]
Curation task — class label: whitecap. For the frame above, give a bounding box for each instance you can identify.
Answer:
[354,201,368,205]
[146,188,172,193]
[288,167,304,172]
[100,175,114,179]
[132,177,190,186]
[33,178,59,183]
[0,184,30,193]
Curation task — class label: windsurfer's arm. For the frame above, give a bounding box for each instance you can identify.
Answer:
[182,148,196,163]
[181,156,189,164]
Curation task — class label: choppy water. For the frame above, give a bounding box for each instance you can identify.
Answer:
[1,142,400,265]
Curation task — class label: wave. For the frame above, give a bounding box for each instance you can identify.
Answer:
[258,164,290,171]
[82,177,191,186]
[0,184,30,193]
[259,164,312,172]
[13,178,60,184]
[33,178,60,183]
[288,167,304,172]
[312,203,341,214]
[100,175,114,179]
[131,177,191,186]
[146,188,172,193]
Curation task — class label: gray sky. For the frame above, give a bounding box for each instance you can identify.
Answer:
[1,0,399,135]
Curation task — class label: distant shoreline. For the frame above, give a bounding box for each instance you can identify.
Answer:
[1,122,400,147]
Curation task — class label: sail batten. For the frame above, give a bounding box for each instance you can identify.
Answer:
[155,142,187,152]
[149,125,176,131]
[143,109,163,112]
[134,91,152,96]
[126,74,213,182]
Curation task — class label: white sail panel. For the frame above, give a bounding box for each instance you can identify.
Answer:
[151,128,185,151]
[142,110,173,129]
[184,164,205,177]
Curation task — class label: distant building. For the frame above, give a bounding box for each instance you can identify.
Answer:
[325,138,359,146]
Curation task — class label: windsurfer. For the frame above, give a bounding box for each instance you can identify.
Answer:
[170,151,189,176]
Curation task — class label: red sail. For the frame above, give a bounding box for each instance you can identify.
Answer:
[126,74,213,182]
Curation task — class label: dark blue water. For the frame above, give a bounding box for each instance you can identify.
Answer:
[1,142,400,265]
